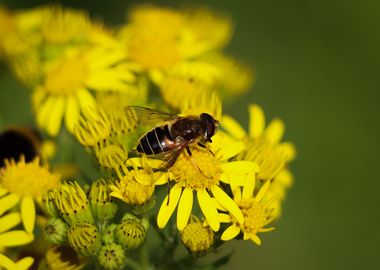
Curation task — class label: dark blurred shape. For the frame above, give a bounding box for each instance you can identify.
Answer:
[0,126,41,167]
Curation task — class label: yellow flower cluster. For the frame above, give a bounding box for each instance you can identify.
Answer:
[0,3,296,269]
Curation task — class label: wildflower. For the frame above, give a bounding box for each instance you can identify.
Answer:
[220,180,278,245]
[180,215,214,255]
[53,181,94,225]
[74,108,113,147]
[156,131,257,232]
[88,179,117,221]
[94,142,129,170]
[110,159,164,206]
[43,217,68,244]
[115,214,149,250]
[118,5,233,79]
[223,104,296,182]
[33,45,137,136]
[67,222,101,256]
[98,243,126,270]
[0,156,60,233]
[44,245,84,270]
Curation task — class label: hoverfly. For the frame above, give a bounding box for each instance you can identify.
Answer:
[125,106,219,171]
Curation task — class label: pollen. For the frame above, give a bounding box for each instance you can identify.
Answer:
[0,156,60,198]
[237,198,267,233]
[170,147,221,190]
[44,52,87,95]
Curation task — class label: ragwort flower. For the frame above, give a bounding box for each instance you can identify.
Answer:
[0,156,60,233]
[156,131,256,232]
[33,46,137,136]
[220,179,278,245]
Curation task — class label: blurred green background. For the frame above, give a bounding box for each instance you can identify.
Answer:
[1,0,379,269]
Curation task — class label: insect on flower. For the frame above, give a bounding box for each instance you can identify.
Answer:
[124,106,219,174]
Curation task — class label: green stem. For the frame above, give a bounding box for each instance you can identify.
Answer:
[124,257,144,270]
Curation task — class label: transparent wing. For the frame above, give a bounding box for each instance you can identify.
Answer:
[125,106,180,126]
[147,137,188,170]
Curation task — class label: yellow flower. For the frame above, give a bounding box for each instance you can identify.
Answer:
[180,215,214,254]
[223,104,296,182]
[156,131,257,232]
[119,5,184,71]
[33,46,137,136]
[110,159,163,206]
[220,179,278,245]
[0,157,60,233]
[119,5,233,79]
[44,245,84,270]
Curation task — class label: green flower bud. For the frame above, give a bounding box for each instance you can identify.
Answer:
[101,224,117,245]
[98,243,126,270]
[43,217,68,244]
[115,214,148,250]
[42,189,59,217]
[89,179,117,221]
[54,181,94,225]
[67,222,101,256]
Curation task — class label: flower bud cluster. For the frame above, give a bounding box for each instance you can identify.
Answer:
[42,180,149,269]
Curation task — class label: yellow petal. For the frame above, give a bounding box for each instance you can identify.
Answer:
[0,194,20,216]
[218,213,231,223]
[248,232,262,245]
[265,118,284,143]
[0,254,16,269]
[21,197,35,233]
[0,230,34,247]
[275,169,293,188]
[64,96,80,133]
[176,188,193,231]
[76,88,95,109]
[197,189,219,231]
[47,96,65,136]
[0,212,21,233]
[220,115,246,139]
[154,173,169,185]
[15,257,34,270]
[0,186,7,197]
[242,171,256,199]
[211,185,243,225]
[255,181,271,202]
[249,104,265,138]
[221,224,240,241]
[36,95,55,128]
[157,185,182,229]
[220,161,259,185]
[212,132,245,161]
[280,142,297,161]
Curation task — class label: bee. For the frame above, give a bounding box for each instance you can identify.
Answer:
[125,106,219,171]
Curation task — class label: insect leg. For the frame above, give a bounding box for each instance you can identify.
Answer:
[197,142,215,156]
[185,146,213,179]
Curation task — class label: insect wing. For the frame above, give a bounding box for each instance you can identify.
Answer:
[125,106,180,126]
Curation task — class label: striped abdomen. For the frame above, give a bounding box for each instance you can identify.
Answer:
[137,125,174,155]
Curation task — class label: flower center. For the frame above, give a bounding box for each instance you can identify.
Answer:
[170,147,221,190]
[0,157,60,198]
[181,219,214,253]
[44,53,87,95]
[237,198,267,233]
